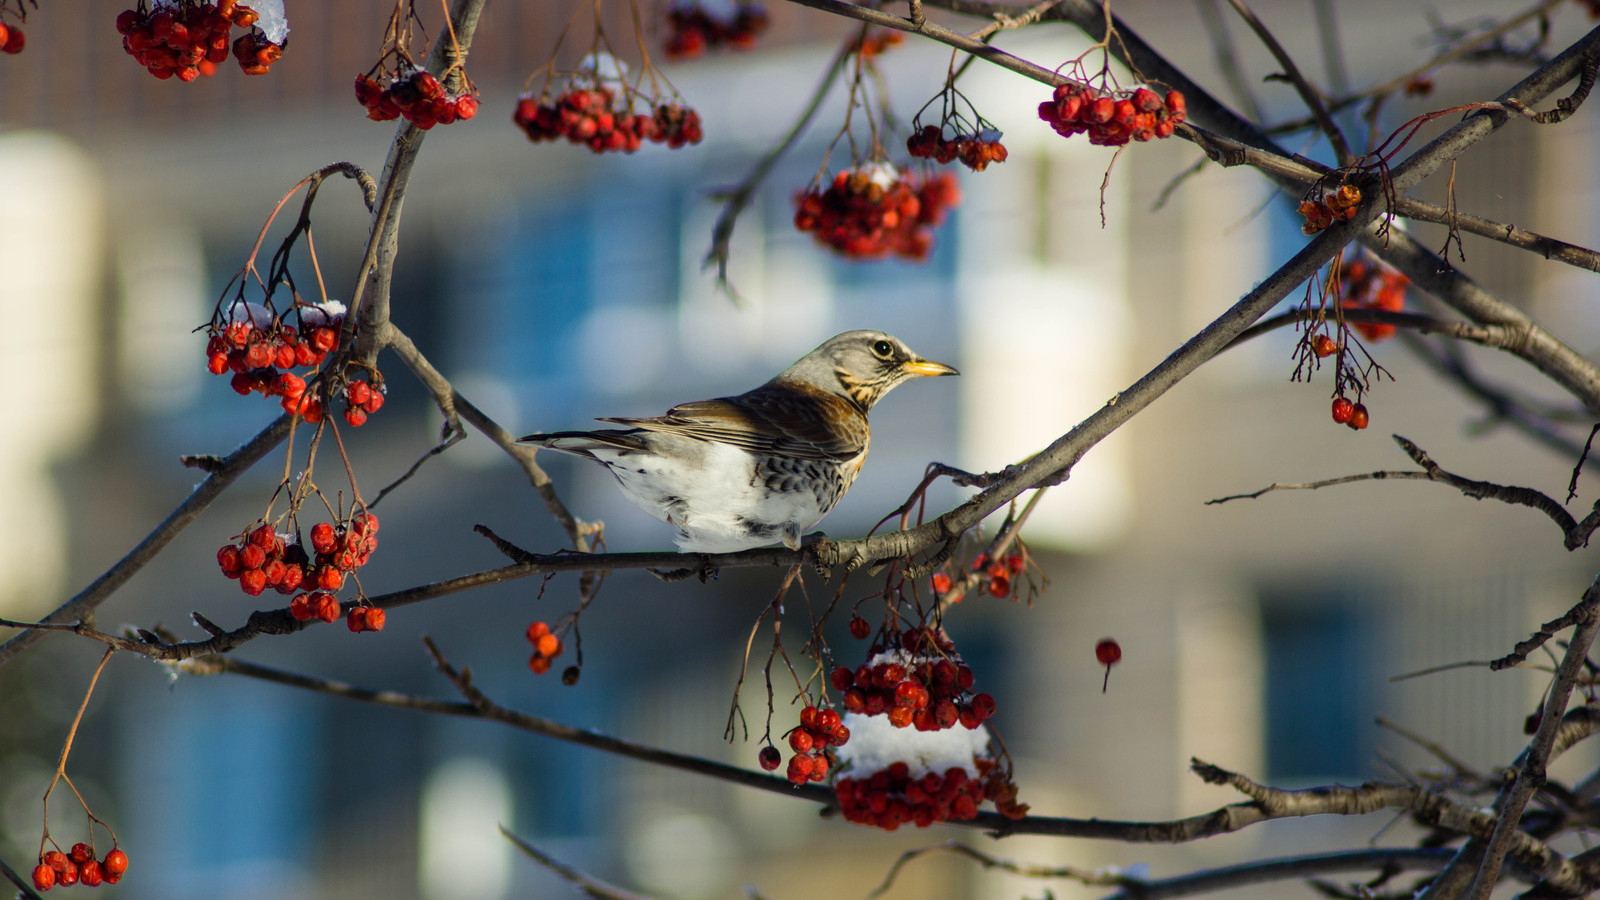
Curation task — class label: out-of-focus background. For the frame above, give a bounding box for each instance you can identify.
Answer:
[2,1,1599,897]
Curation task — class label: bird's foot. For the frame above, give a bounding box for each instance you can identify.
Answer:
[648,554,719,583]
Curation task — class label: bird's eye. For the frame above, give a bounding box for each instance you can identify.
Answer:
[871,339,894,358]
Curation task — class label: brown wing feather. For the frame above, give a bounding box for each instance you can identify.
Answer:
[597,381,867,462]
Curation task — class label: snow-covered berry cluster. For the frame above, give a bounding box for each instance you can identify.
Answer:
[513,88,703,153]
[828,626,1025,828]
[906,125,1008,172]
[792,166,960,261]
[32,844,127,891]
[115,1,284,81]
[1340,257,1409,342]
[1299,184,1362,234]
[1038,84,1186,146]
[833,630,995,731]
[355,68,479,128]
[663,1,768,59]
[203,300,385,427]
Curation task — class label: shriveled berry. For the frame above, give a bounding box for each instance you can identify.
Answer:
[1331,396,1355,424]
[32,864,55,891]
[1349,403,1370,430]
[758,746,782,771]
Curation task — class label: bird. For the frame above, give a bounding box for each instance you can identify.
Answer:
[520,330,958,553]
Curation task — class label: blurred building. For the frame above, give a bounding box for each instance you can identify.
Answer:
[2,1,1599,899]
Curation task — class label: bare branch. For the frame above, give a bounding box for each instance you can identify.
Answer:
[500,829,657,900]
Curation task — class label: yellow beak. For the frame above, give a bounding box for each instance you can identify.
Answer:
[902,358,960,378]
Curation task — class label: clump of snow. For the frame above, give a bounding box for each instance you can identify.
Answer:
[298,300,346,329]
[835,711,990,781]
[853,162,901,191]
[978,127,1003,143]
[246,0,290,44]
[225,300,274,328]
[576,52,628,83]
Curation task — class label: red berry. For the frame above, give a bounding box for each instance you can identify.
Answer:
[830,666,854,691]
[848,615,870,640]
[1312,335,1338,358]
[2,25,24,54]
[218,545,243,578]
[1095,638,1122,666]
[103,849,128,876]
[363,607,386,631]
[313,592,341,623]
[57,862,77,886]
[32,864,55,891]
[1349,403,1370,430]
[786,753,815,784]
[289,594,313,621]
[987,574,1010,598]
[80,860,104,887]
[529,655,552,675]
[1331,396,1355,424]
[347,608,368,632]
[240,567,267,595]
[758,746,782,771]
[535,632,562,658]
[931,572,952,593]
[526,620,551,642]
[788,729,814,753]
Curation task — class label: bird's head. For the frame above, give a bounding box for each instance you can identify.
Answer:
[777,330,958,410]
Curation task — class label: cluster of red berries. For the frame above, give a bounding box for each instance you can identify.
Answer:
[287,514,380,624]
[218,523,305,597]
[1038,83,1186,146]
[663,2,768,59]
[115,1,280,82]
[0,21,25,54]
[525,620,566,675]
[205,303,343,415]
[32,844,127,890]
[355,69,479,128]
[513,88,704,154]
[1330,396,1370,430]
[793,167,960,261]
[835,760,986,829]
[760,703,851,785]
[906,125,1008,172]
[1299,184,1362,234]
[1341,258,1409,342]
[832,648,994,732]
[339,378,386,427]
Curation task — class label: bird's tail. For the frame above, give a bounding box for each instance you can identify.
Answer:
[518,430,649,458]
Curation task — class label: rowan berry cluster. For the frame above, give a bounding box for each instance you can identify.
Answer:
[1299,184,1362,234]
[204,301,344,415]
[1330,395,1370,430]
[905,125,1008,171]
[835,760,987,829]
[355,68,480,127]
[0,20,25,54]
[770,704,851,785]
[1341,257,1410,341]
[1038,83,1186,146]
[288,514,380,624]
[663,1,768,59]
[974,552,1024,599]
[513,88,704,153]
[115,1,281,82]
[793,166,960,261]
[525,620,566,674]
[832,635,996,731]
[217,522,305,597]
[32,844,127,891]
[828,626,1024,827]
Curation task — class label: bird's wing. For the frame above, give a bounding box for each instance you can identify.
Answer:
[598,384,867,462]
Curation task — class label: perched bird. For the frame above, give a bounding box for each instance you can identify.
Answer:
[521,330,957,553]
